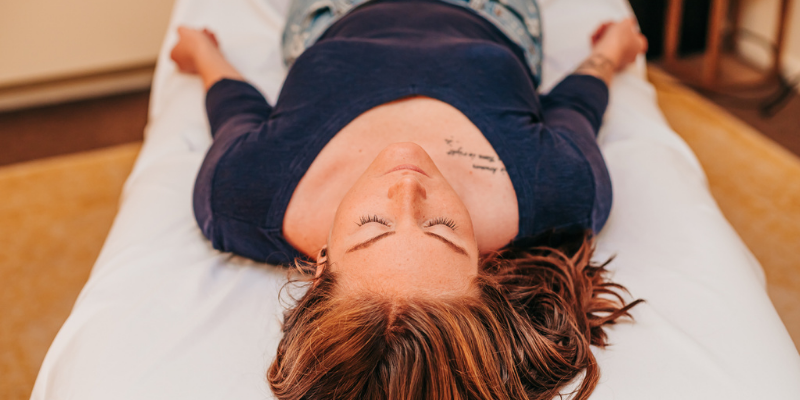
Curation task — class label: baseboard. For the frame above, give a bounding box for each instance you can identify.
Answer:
[0,65,155,112]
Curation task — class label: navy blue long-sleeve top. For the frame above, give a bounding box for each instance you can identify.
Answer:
[193,0,612,264]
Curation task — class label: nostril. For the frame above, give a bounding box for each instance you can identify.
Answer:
[418,183,428,200]
[388,176,427,200]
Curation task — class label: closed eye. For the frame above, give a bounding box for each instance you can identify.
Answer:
[357,214,390,227]
[424,217,457,230]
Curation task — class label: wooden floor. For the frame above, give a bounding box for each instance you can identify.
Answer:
[0,143,141,400]
[725,96,800,157]
[655,54,800,158]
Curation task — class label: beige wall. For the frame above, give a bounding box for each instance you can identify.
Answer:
[737,0,800,77]
[0,0,175,88]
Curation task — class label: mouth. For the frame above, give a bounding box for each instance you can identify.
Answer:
[385,164,430,177]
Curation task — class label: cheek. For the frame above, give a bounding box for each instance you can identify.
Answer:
[440,193,471,218]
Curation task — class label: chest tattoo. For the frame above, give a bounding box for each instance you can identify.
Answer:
[444,137,507,175]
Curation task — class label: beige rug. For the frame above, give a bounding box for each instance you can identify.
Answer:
[2,68,800,399]
[0,143,140,400]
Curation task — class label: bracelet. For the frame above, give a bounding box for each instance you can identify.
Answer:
[576,53,618,75]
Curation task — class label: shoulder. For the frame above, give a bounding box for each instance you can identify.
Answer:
[515,129,612,237]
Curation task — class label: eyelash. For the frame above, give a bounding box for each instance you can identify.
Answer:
[425,217,457,230]
[357,215,389,226]
[356,215,457,230]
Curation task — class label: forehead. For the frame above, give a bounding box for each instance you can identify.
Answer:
[331,235,477,297]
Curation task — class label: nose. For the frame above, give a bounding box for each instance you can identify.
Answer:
[387,175,427,218]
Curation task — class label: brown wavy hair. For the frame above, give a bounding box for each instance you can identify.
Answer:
[268,231,642,399]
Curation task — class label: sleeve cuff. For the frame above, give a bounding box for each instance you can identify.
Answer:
[541,74,609,133]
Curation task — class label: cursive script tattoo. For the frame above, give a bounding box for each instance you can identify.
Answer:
[444,136,507,175]
[473,165,497,174]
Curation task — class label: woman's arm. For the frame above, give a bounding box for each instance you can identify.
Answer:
[574,18,648,86]
[170,27,245,90]
[530,19,647,236]
[171,28,282,263]
[169,26,271,137]
[538,18,648,134]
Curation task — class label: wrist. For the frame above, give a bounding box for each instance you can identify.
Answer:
[575,53,616,86]
[589,49,620,72]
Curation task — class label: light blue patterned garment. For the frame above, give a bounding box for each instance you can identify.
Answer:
[282,0,543,85]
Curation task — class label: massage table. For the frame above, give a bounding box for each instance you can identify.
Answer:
[31,0,800,398]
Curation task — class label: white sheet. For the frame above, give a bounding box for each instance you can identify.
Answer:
[31,0,800,398]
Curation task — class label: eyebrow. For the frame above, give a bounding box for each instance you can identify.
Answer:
[346,232,396,253]
[345,231,469,257]
[424,232,469,256]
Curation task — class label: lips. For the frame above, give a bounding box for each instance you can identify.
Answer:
[385,164,430,177]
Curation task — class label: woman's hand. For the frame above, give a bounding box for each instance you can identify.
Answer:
[576,18,648,85]
[590,18,648,72]
[169,26,244,90]
[170,27,220,75]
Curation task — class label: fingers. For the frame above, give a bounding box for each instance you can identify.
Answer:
[202,28,220,48]
[176,25,218,40]
[172,26,207,74]
[176,25,199,38]
[591,18,637,45]
[621,17,637,30]
[618,18,647,55]
[591,22,613,45]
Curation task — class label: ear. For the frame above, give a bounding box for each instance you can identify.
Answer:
[314,246,328,278]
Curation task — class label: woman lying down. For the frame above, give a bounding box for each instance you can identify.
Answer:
[171,0,647,398]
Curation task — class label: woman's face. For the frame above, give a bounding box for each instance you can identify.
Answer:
[324,143,479,297]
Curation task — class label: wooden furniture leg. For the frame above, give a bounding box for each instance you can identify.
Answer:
[664,0,684,67]
[774,0,792,76]
[728,0,741,53]
[662,0,793,89]
[703,0,730,86]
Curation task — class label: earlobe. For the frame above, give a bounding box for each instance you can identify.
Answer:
[314,263,325,279]
[315,246,328,278]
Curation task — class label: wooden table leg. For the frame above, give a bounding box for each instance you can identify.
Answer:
[703,0,729,87]
[774,0,792,76]
[728,0,742,53]
[664,0,684,67]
